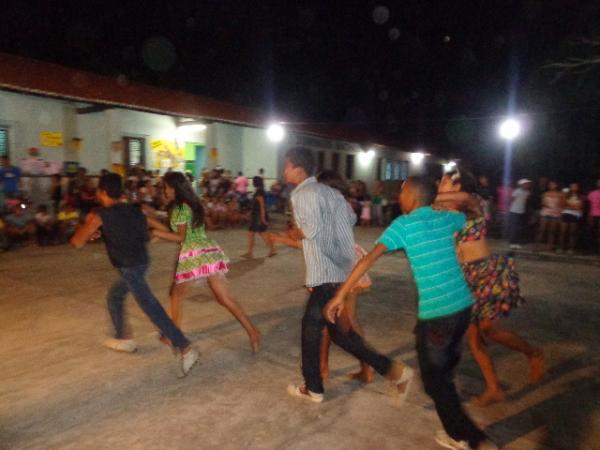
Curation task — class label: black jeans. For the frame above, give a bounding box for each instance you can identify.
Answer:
[508,212,525,244]
[416,308,487,448]
[302,283,392,394]
[107,265,190,350]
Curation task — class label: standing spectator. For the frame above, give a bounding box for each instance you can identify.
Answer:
[588,178,600,253]
[49,174,63,215]
[508,179,532,249]
[241,176,276,258]
[559,183,583,254]
[0,155,22,208]
[476,175,494,223]
[535,181,564,251]
[371,180,386,226]
[234,171,249,195]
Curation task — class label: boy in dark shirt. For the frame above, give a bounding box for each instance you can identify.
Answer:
[71,173,198,378]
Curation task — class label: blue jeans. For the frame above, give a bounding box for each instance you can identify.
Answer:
[107,265,190,350]
[416,308,487,448]
[302,283,392,394]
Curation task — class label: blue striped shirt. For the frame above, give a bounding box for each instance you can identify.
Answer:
[377,207,473,320]
[291,177,356,287]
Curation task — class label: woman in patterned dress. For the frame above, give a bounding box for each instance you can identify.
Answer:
[435,169,544,406]
[148,172,261,353]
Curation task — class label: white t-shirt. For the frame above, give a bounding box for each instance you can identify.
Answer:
[509,188,530,214]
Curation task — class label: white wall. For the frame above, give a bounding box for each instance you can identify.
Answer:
[0,90,66,165]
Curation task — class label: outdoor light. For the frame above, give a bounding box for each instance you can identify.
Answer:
[498,118,521,141]
[410,152,425,165]
[266,123,285,143]
[358,149,375,166]
[443,161,457,172]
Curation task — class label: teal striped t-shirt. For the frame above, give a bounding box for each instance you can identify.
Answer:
[377,206,473,320]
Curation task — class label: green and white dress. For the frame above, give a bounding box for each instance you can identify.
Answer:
[171,204,229,284]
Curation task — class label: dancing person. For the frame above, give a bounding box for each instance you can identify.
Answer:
[70,173,199,377]
[282,147,410,404]
[270,169,375,383]
[436,169,544,406]
[241,176,276,259]
[325,176,498,450]
[559,183,583,254]
[535,180,564,251]
[588,178,600,253]
[146,172,261,353]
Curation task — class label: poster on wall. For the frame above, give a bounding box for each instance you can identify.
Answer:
[40,131,64,148]
[150,139,184,171]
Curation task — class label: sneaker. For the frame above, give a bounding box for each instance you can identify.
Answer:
[435,430,469,449]
[178,348,199,378]
[387,362,414,405]
[287,384,324,403]
[103,338,137,353]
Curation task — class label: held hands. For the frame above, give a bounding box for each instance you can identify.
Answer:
[323,294,346,323]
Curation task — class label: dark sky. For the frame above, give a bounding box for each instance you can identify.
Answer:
[1,0,599,183]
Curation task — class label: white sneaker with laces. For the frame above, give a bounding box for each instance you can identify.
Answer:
[287,384,324,403]
[435,430,469,449]
[178,348,199,378]
[103,338,137,353]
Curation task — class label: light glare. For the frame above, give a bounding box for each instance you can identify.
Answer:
[266,124,285,142]
[410,152,425,165]
[498,118,521,141]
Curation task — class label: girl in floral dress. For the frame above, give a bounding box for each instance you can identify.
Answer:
[147,172,261,353]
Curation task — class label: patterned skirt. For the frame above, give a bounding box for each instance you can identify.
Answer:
[175,244,230,284]
[462,254,524,322]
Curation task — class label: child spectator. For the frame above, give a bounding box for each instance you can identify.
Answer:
[57,203,80,243]
[4,202,35,246]
[360,194,372,226]
[34,204,57,246]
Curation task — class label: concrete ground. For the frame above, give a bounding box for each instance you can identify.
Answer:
[0,222,599,450]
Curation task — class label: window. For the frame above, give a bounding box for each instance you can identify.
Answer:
[332,153,340,173]
[345,154,355,180]
[123,137,146,167]
[384,159,408,181]
[317,151,325,172]
[0,127,9,158]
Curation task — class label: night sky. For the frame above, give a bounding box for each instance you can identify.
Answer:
[1,1,599,185]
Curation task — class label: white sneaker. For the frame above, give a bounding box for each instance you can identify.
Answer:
[391,365,414,405]
[103,338,137,353]
[287,384,324,403]
[178,348,199,378]
[435,430,469,449]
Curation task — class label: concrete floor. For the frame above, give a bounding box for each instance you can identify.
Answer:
[0,224,599,450]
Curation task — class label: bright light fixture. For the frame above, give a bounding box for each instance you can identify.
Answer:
[266,123,285,142]
[358,149,375,166]
[444,161,457,172]
[498,118,521,141]
[410,152,425,165]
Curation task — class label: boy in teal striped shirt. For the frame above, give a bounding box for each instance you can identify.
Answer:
[325,176,497,450]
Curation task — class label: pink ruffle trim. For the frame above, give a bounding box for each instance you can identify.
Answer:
[175,261,229,284]
[179,247,224,261]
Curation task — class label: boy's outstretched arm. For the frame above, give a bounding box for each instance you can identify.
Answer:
[70,212,102,249]
[323,243,387,323]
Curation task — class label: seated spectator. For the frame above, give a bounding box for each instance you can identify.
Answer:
[34,204,58,246]
[57,203,80,243]
[79,176,98,217]
[4,202,35,246]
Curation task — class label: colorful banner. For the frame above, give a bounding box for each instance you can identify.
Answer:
[40,132,64,148]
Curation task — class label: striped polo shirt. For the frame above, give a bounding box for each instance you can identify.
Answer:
[291,176,356,288]
[377,206,473,320]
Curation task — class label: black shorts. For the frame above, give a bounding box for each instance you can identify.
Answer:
[561,213,580,224]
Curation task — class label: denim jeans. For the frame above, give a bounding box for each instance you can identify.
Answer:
[302,283,392,394]
[416,307,487,448]
[107,264,190,350]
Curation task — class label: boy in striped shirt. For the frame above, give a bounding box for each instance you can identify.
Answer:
[325,176,497,450]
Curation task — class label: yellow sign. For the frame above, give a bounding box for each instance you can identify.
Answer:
[40,132,64,147]
[210,147,219,160]
[150,139,184,170]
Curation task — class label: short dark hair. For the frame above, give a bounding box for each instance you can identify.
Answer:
[408,176,437,206]
[98,173,123,199]
[252,175,264,189]
[285,147,316,176]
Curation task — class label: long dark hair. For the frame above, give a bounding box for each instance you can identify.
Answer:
[163,172,204,228]
[447,167,477,194]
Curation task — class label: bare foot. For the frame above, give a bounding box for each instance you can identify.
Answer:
[249,330,261,353]
[474,388,505,406]
[529,350,545,384]
[347,366,375,384]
